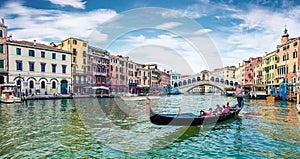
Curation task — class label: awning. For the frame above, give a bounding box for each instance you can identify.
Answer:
[92,86,109,90]
[143,85,151,89]
[0,84,17,87]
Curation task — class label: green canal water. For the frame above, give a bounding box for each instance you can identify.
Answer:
[0,94,299,158]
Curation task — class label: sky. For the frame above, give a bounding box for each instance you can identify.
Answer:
[1,0,300,74]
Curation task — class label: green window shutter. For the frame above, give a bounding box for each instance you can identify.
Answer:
[0,60,4,68]
[0,44,3,53]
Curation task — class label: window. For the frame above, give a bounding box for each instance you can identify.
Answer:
[41,51,45,58]
[62,54,66,61]
[52,81,56,89]
[41,81,46,89]
[293,50,297,58]
[29,50,35,57]
[0,60,4,68]
[0,30,2,38]
[83,51,86,57]
[29,81,34,89]
[16,61,22,70]
[73,76,76,84]
[78,76,81,84]
[73,66,76,73]
[29,62,34,71]
[52,64,56,73]
[41,63,46,72]
[73,48,77,54]
[0,44,3,54]
[52,53,56,59]
[73,57,76,62]
[73,40,77,45]
[62,65,66,74]
[83,42,87,47]
[83,59,86,64]
[16,48,21,55]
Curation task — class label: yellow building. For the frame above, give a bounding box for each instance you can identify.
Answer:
[262,51,278,94]
[262,51,277,85]
[61,37,88,94]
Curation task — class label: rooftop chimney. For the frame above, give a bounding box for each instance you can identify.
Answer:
[34,40,36,46]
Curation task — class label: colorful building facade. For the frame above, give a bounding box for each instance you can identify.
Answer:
[88,46,110,93]
[61,37,88,94]
[0,19,8,85]
[6,40,72,95]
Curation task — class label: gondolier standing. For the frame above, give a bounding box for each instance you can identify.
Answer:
[236,85,244,108]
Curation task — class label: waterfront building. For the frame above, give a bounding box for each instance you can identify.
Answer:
[236,60,250,85]
[138,67,151,90]
[6,39,71,95]
[244,57,262,84]
[87,46,110,93]
[169,71,181,87]
[262,51,277,85]
[253,58,263,85]
[127,60,140,94]
[61,37,88,94]
[212,66,236,79]
[0,19,8,85]
[110,55,128,94]
[143,64,160,87]
[275,28,300,94]
[159,69,170,87]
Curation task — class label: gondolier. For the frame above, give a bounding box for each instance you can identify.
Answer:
[235,85,244,108]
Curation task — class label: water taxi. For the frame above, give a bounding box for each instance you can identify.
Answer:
[1,90,21,103]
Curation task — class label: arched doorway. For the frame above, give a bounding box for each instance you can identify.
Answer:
[61,80,68,94]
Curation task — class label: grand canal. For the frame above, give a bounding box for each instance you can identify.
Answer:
[0,94,299,158]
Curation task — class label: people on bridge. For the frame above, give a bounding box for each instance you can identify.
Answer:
[235,85,244,108]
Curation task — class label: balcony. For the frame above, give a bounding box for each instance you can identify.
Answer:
[93,72,107,76]
[275,74,285,79]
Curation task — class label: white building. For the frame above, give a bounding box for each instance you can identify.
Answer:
[6,40,72,95]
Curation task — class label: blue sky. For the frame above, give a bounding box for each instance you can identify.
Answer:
[1,0,300,74]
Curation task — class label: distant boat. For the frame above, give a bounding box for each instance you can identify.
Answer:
[168,88,180,95]
[1,90,21,103]
[146,97,242,126]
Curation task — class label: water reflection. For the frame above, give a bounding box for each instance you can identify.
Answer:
[0,95,299,158]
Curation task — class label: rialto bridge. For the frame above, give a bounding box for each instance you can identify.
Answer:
[172,71,239,93]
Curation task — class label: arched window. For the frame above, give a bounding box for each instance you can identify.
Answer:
[41,81,46,89]
[52,81,56,89]
[29,81,34,89]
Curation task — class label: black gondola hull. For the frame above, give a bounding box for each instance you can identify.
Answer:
[148,105,241,126]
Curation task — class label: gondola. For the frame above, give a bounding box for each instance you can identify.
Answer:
[146,97,242,126]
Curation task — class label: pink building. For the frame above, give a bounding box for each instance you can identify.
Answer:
[88,46,110,93]
[244,57,262,84]
[110,55,128,93]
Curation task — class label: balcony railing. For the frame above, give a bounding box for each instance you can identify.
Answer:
[275,74,285,79]
[93,72,107,76]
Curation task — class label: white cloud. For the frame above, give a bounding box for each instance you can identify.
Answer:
[155,22,182,30]
[48,0,86,9]
[194,29,212,35]
[211,5,300,67]
[0,2,117,43]
[88,30,108,42]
